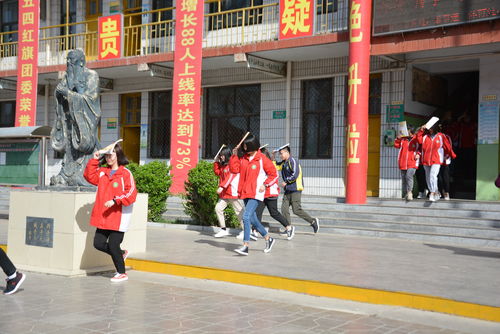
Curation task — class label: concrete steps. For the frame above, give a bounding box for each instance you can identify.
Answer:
[2,186,499,248]
[163,194,500,248]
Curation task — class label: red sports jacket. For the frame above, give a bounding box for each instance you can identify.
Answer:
[416,129,456,166]
[213,162,240,199]
[84,159,137,232]
[394,136,420,170]
[229,151,278,201]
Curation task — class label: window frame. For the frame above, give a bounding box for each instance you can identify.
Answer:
[300,78,333,159]
[148,90,172,159]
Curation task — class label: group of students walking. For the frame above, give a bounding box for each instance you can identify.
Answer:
[213,134,320,256]
[395,123,456,202]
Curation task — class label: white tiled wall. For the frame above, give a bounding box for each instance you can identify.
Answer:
[36,56,402,197]
[379,70,405,198]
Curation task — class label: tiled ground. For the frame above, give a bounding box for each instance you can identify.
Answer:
[0,271,478,334]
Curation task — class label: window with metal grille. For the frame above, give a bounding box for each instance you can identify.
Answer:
[0,101,15,128]
[151,0,173,38]
[0,0,18,42]
[204,84,261,159]
[149,91,172,158]
[208,0,263,31]
[301,78,333,159]
[317,0,338,15]
[369,73,382,115]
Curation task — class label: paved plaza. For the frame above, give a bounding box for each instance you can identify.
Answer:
[1,270,499,334]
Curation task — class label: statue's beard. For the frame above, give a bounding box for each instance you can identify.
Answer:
[67,64,84,92]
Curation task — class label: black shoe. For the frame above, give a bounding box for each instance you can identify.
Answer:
[286,226,295,240]
[4,272,26,295]
[234,245,249,256]
[264,237,275,253]
[311,218,319,233]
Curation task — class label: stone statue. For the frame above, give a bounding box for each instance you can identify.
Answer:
[50,49,101,186]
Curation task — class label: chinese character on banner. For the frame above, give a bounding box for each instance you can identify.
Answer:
[279,0,314,40]
[15,0,40,127]
[98,14,123,60]
[169,0,204,194]
[347,123,360,164]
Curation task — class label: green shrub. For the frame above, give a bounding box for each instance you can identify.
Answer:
[128,161,172,222]
[183,160,239,227]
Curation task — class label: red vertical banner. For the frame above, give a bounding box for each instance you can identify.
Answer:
[279,0,314,40]
[169,0,204,194]
[346,0,372,204]
[98,14,123,60]
[15,0,40,127]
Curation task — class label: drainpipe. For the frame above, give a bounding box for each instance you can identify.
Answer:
[44,83,50,125]
[285,61,292,144]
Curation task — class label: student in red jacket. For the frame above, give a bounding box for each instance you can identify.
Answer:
[84,143,137,282]
[229,134,276,256]
[394,130,420,201]
[416,124,456,202]
[213,146,244,238]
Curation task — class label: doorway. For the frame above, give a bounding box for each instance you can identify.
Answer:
[120,93,141,163]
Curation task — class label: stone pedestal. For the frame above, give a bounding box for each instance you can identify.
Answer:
[7,189,148,276]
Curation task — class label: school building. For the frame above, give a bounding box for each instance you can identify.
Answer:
[0,0,499,200]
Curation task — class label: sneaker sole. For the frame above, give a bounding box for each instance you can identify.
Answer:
[234,250,248,256]
[4,274,26,295]
[110,277,128,282]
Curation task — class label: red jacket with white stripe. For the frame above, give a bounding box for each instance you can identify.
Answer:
[394,136,420,170]
[263,161,280,198]
[213,162,240,199]
[229,151,278,201]
[84,158,137,232]
[416,129,456,166]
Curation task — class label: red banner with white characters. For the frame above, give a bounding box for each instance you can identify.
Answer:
[346,0,372,204]
[98,14,123,60]
[15,0,40,127]
[279,0,314,40]
[169,0,204,194]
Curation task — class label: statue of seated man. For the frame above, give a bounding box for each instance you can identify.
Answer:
[50,49,101,186]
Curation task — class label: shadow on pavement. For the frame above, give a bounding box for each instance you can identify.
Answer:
[195,239,240,252]
[424,243,500,258]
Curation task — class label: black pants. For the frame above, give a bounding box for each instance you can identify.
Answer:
[94,228,125,274]
[416,165,427,193]
[438,164,450,194]
[0,248,16,277]
[256,197,290,228]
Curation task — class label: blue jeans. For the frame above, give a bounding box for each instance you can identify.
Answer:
[243,198,268,242]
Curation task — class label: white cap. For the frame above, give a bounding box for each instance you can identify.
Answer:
[98,139,123,155]
[273,143,290,152]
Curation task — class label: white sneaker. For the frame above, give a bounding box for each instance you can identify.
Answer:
[444,193,450,200]
[428,193,436,202]
[110,273,128,282]
[236,231,244,240]
[214,229,230,238]
[406,192,413,201]
[417,192,424,199]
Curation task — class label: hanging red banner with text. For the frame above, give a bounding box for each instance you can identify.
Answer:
[15,0,40,127]
[346,0,372,204]
[98,14,123,60]
[279,0,314,40]
[169,0,204,194]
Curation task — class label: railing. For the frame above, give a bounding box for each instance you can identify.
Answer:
[0,0,347,70]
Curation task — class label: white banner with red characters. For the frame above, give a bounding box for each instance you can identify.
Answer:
[279,0,314,40]
[169,0,204,194]
[98,14,123,60]
[345,0,372,204]
[15,0,40,127]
